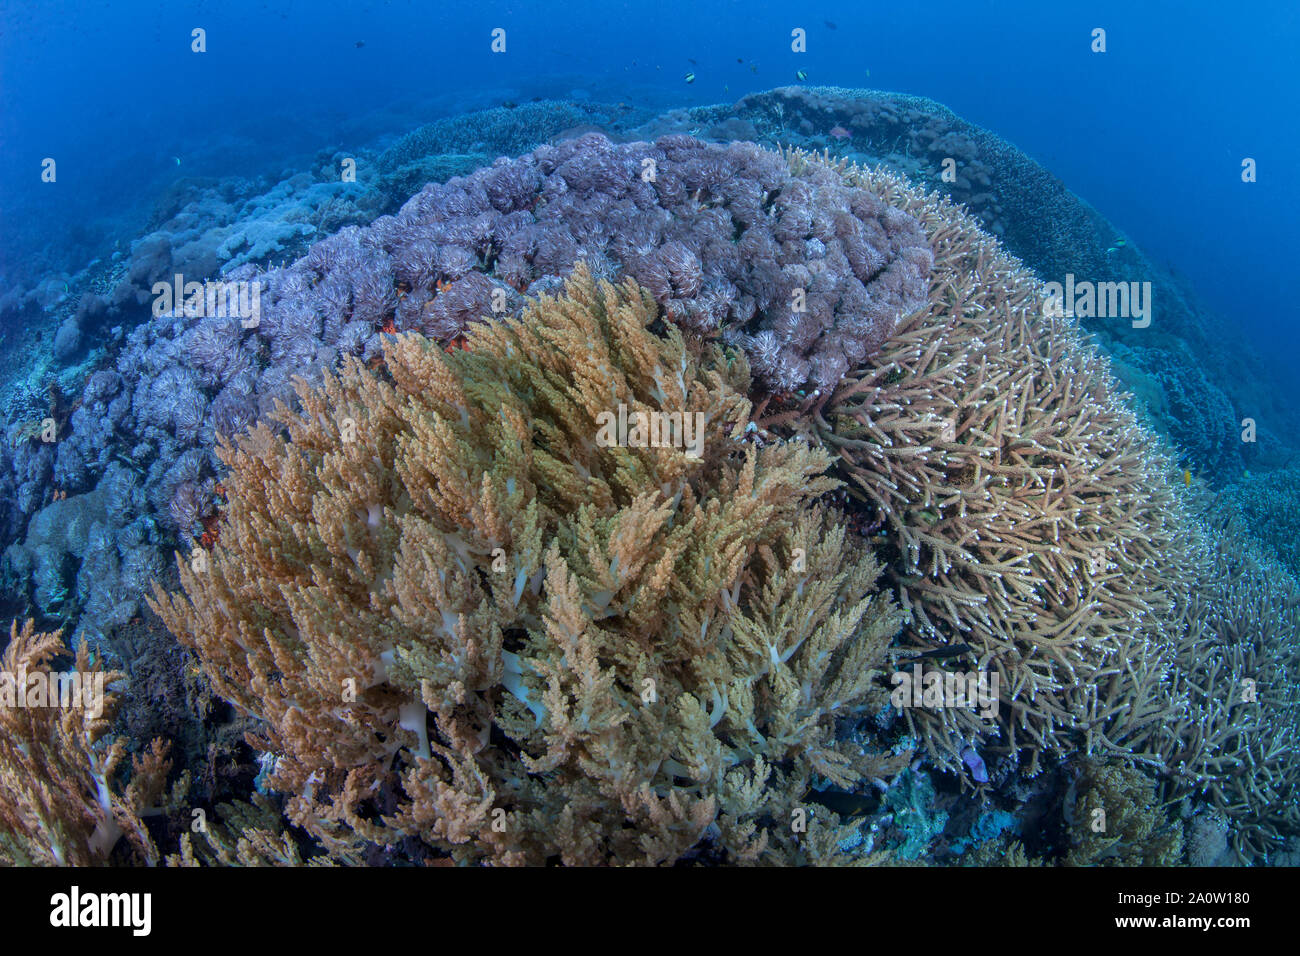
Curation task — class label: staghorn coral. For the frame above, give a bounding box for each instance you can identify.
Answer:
[150,268,908,865]
[770,153,1191,777]
[757,151,1300,862]
[0,620,173,865]
[1152,499,1300,861]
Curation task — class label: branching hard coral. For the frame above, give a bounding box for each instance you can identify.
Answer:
[1153,500,1300,861]
[0,620,172,865]
[759,151,1300,862]
[769,154,1191,776]
[150,267,908,865]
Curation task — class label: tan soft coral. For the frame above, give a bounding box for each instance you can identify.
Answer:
[149,266,907,865]
[0,620,173,865]
[1065,761,1184,867]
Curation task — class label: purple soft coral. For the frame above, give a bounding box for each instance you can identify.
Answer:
[259,132,931,391]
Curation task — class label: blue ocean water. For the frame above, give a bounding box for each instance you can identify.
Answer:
[3,0,1296,367]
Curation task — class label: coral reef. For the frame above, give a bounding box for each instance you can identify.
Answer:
[636,87,1297,485]
[1,87,1297,867]
[2,130,932,648]
[150,269,909,864]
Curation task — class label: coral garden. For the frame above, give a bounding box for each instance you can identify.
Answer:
[1,88,1297,866]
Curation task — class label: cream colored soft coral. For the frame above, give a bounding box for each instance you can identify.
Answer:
[150,266,909,865]
[0,620,173,865]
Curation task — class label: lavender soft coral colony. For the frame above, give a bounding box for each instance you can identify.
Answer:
[272,132,933,390]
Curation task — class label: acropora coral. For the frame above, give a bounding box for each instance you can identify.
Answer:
[772,153,1190,777]
[762,150,1300,860]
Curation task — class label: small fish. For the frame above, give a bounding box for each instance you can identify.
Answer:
[1105,237,1127,254]
[961,746,989,784]
[750,64,758,73]
[829,125,851,140]
[736,57,743,63]
[795,69,808,81]
[723,85,729,93]
[172,156,181,166]
[684,71,695,84]
[824,19,838,29]
[864,68,871,78]
[1183,468,1192,487]
[688,58,697,65]
[354,40,365,48]
[502,100,517,109]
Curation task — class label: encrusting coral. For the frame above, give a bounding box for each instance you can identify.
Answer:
[0,619,176,865]
[150,266,909,865]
